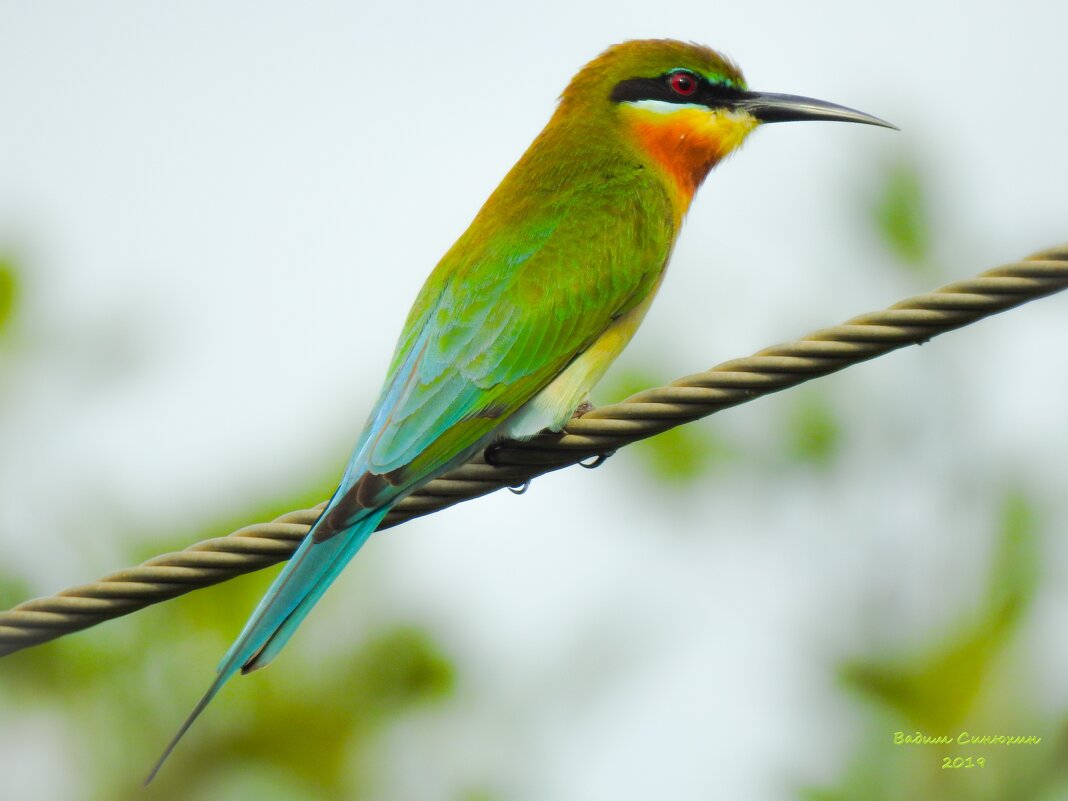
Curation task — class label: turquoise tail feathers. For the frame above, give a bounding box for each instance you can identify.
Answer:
[240,506,387,674]
[145,506,389,784]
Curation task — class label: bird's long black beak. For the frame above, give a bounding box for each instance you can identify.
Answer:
[738,91,897,129]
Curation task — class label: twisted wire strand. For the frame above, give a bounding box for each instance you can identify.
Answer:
[2,245,1065,657]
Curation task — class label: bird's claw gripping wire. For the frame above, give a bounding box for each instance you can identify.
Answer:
[579,451,616,469]
[483,441,509,468]
[571,401,619,468]
[571,399,595,418]
[483,443,534,494]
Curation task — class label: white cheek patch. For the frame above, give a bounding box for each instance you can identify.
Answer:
[624,98,708,115]
[718,108,755,124]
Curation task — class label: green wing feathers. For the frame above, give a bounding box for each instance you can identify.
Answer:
[342,178,674,514]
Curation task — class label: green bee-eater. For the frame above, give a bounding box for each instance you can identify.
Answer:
[150,38,892,778]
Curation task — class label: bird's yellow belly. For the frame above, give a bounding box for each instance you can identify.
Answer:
[503,284,660,440]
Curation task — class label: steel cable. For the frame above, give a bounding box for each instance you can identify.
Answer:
[1,244,1065,657]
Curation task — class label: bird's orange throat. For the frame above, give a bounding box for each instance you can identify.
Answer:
[621,104,758,216]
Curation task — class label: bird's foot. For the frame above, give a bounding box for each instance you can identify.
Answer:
[484,442,533,494]
[484,441,509,468]
[571,399,595,419]
[569,402,612,468]
[579,450,616,469]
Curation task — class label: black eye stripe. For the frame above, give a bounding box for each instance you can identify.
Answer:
[610,73,745,108]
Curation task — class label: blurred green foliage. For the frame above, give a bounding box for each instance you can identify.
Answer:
[808,490,1063,801]
[458,791,499,801]
[785,389,842,469]
[872,160,933,271]
[0,479,456,801]
[141,626,453,801]
[0,569,32,613]
[0,257,17,335]
[841,491,1036,732]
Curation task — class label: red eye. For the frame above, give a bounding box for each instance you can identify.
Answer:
[668,71,698,96]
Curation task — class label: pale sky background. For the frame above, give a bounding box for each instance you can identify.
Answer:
[1,2,1067,800]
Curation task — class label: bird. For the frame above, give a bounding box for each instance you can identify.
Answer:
[148,38,893,780]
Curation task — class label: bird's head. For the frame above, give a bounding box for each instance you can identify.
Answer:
[560,39,894,209]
